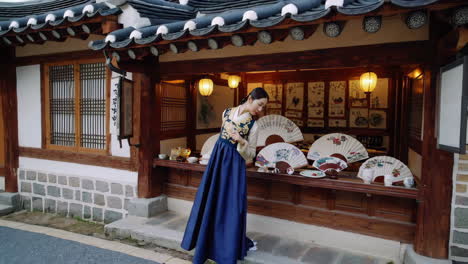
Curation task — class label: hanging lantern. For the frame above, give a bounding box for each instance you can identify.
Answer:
[360,72,378,94]
[199,78,214,96]
[228,75,241,89]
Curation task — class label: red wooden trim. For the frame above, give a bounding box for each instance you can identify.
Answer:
[1,48,19,192]
[15,50,104,66]
[408,138,422,155]
[19,147,135,171]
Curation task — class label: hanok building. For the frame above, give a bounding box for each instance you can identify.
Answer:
[0,0,467,263]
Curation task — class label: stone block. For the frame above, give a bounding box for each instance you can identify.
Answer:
[107,196,122,209]
[32,197,43,212]
[57,201,68,216]
[111,183,123,195]
[69,203,83,218]
[84,206,91,219]
[340,253,377,264]
[19,170,25,180]
[47,186,60,197]
[460,164,468,171]
[21,196,31,211]
[21,182,31,193]
[48,174,57,183]
[457,184,467,193]
[58,176,67,185]
[94,193,105,206]
[454,231,468,245]
[82,192,92,203]
[456,208,468,228]
[96,181,109,193]
[104,210,123,224]
[75,190,81,201]
[457,196,468,206]
[127,195,168,217]
[459,174,468,182]
[26,171,37,181]
[272,239,310,260]
[404,244,451,264]
[33,183,46,196]
[69,177,80,187]
[38,173,47,182]
[125,185,134,197]
[62,188,73,200]
[452,246,468,258]
[93,207,103,222]
[82,179,94,190]
[45,199,56,213]
[124,198,129,210]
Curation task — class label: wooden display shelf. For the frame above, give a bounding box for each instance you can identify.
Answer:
[153,159,418,199]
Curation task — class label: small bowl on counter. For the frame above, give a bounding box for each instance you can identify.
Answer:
[187,157,199,163]
[158,154,168,160]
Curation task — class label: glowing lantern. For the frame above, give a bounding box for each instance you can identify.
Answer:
[228,75,241,88]
[360,72,378,94]
[199,78,214,96]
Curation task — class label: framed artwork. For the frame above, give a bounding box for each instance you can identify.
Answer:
[369,110,387,129]
[285,82,304,119]
[118,77,133,139]
[264,83,282,109]
[197,85,234,129]
[371,78,389,109]
[437,56,468,153]
[329,81,346,117]
[308,119,325,128]
[350,108,369,128]
[308,82,325,118]
[247,82,262,94]
[349,80,368,107]
[329,119,347,128]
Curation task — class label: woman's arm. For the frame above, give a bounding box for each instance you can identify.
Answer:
[236,123,258,163]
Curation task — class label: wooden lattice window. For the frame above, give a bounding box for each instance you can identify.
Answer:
[44,60,109,153]
[160,81,187,135]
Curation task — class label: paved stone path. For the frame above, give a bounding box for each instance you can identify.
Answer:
[106,211,393,264]
[0,219,189,264]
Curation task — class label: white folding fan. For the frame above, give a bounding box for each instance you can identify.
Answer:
[307,133,368,163]
[357,156,413,184]
[255,142,308,169]
[200,134,219,158]
[256,115,304,146]
[312,157,348,172]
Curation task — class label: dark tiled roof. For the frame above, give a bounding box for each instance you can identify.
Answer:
[0,0,121,45]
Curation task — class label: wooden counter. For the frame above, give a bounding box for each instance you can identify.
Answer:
[153,159,418,199]
[154,159,418,243]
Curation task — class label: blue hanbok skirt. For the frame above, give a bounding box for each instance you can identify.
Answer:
[181,138,253,264]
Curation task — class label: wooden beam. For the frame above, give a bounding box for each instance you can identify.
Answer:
[160,41,430,75]
[101,16,121,34]
[413,16,455,259]
[15,49,104,66]
[0,48,18,192]
[136,56,162,198]
[19,147,135,171]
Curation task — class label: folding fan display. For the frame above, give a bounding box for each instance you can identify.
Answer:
[200,134,219,158]
[256,115,304,146]
[255,143,308,170]
[307,133,368,163]
[312,157,348,173]
[357,156,413,184]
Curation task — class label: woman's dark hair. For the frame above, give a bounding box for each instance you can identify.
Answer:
[240,87,269,105]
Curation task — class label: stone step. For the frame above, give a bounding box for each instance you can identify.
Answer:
[0,204,14,216]
[105,211,390,264]
[0,192,19,208]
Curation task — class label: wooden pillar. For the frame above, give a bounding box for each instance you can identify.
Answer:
[187,80,196,151]
[130,57,162,198]
[413,17,455,258]
[0,48,18,192]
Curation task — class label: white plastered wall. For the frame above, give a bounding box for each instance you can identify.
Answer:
[15,36,134,182]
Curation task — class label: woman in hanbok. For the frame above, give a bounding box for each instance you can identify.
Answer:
[181,87,269,264]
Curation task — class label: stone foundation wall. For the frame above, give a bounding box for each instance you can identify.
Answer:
[17,168,137,224]
[451,153,468,262]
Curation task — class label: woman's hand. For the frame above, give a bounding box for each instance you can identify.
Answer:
[229,130,247,145]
